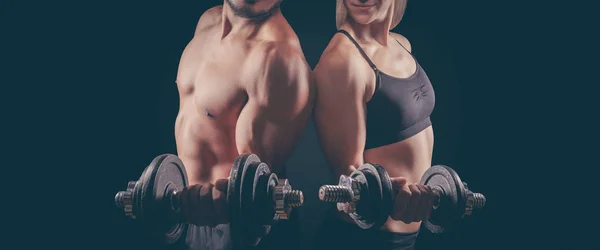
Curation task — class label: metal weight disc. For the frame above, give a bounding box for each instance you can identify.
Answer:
[354,164,384,229]
[372,164,394,229]
[419,165,467,234]
[254,173,277,225]
[253,173,278,240]
[228,154,261,248]
[137,154,188,244]
[347,169,366,225]
[241,161,271,246]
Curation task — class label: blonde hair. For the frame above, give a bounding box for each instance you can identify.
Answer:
[336,0,407,30]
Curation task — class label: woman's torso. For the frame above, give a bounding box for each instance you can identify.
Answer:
[337,30,436,233]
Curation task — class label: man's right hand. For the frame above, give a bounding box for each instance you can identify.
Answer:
[179,178,229,226]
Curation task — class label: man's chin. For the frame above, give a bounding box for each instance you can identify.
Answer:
[226,0,282,20]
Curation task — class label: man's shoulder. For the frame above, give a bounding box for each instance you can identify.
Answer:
[255,14,301,49]
[195,6,223,34]
[247,39,307,74]
[244,40,310,94]
[264,40,304,60]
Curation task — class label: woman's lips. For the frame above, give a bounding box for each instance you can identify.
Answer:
[352,3,376,11]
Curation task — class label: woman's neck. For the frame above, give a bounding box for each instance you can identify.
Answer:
[341,18,391,46]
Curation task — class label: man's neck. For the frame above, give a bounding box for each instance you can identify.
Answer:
[220,3,280,39]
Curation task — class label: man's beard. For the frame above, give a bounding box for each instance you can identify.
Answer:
[226,0,283,20]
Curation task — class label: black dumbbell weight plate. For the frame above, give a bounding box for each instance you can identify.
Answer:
[372,164,394,229]
[419,165,467,234]
[241,161,272,246]
[228,154,261,248]
[352,164,383,229]
[138,154,189,244]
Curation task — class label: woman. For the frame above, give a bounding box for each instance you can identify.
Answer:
[312,1,438,249]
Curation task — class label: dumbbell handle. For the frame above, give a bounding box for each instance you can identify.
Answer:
[426,186,443,209]
[114,183,226,225]
[318,184,442,205]
[173,184,303,223]
[392,186,485,212]
[319,184,485,214]
[115,181,304,225]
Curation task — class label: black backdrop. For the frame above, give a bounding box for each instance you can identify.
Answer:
[3,0,584,249]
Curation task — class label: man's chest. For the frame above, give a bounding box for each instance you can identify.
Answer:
[177,40,254,119]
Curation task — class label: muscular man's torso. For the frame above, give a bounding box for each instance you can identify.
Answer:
[174,7,300,186]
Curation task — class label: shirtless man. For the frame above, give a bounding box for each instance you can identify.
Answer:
[174,0,313,249]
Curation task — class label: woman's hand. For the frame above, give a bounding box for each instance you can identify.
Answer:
[390,177,437,224]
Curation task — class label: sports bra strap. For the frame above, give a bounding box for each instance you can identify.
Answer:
[336,30,378,71]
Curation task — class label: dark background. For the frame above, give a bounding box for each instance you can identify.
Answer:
[3,0,586,249]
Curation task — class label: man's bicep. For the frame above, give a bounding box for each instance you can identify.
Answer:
[236,48,313,170]
[314,65,366,176]
[235,99,311,172]
[235,103,277,165]
[254,46,313,121]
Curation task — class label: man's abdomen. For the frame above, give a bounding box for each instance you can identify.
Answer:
[175,108,240,186]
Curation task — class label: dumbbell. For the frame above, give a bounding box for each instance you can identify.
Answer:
[114,153,304,248]
[318,164,485,233]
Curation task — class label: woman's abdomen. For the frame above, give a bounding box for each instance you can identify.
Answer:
[364,126,434,233]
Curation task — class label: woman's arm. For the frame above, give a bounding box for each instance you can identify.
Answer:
[313,49,369,178]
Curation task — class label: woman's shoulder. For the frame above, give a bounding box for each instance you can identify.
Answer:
[316,32,364,71]
[313,33,374,91]
[389,32,412,52]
